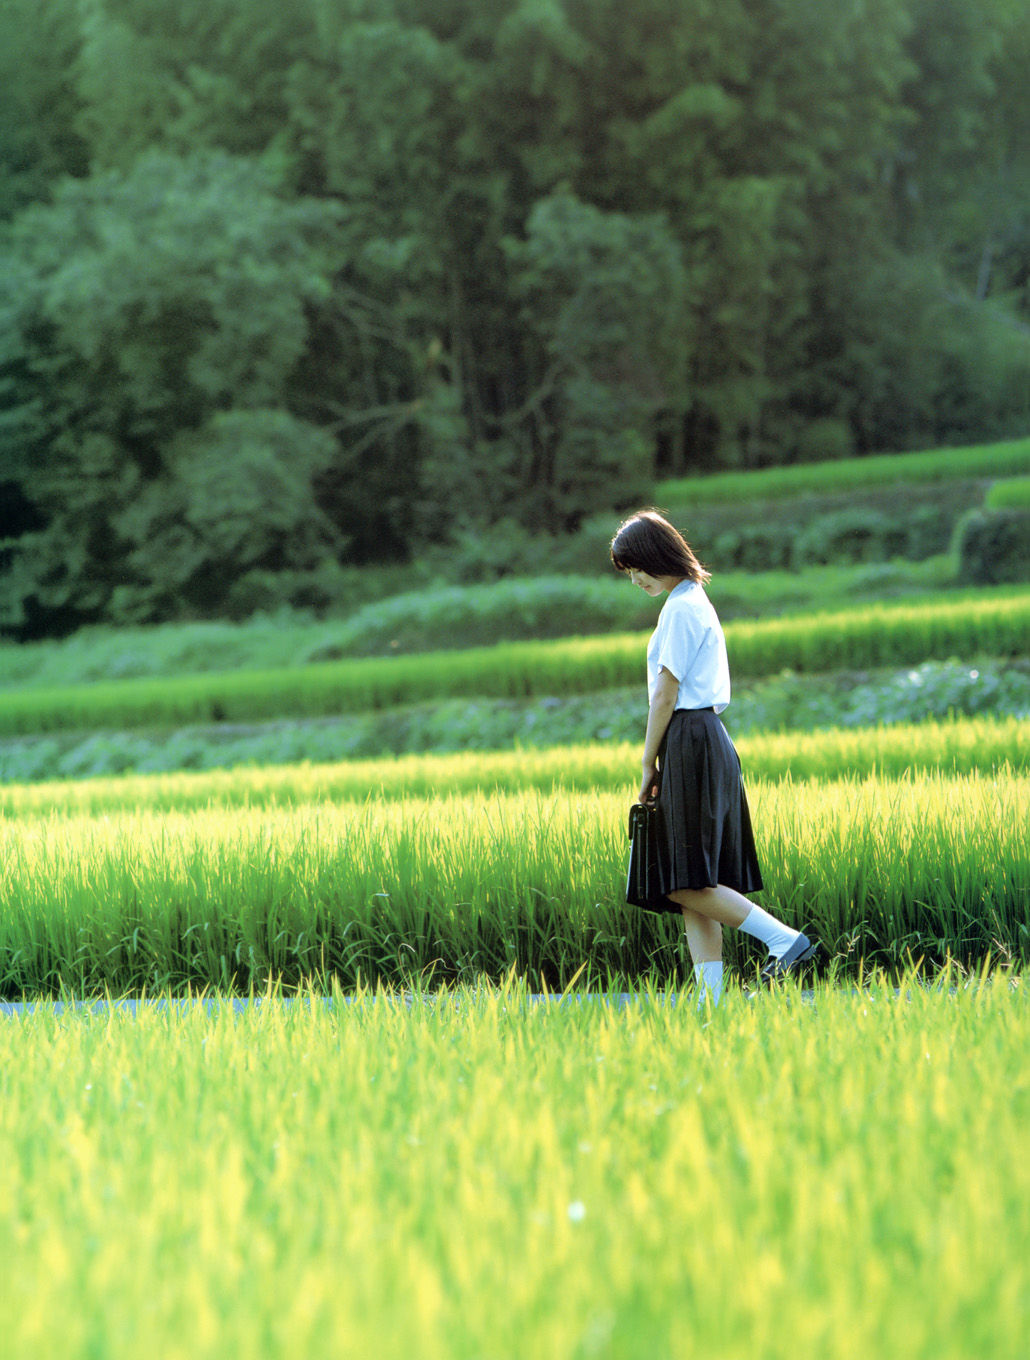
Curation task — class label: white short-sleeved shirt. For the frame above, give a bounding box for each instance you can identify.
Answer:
[646,580,731,713]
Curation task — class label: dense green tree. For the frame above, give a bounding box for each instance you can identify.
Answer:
[0,0,87,218]
[71,0,312,167]
[0,149,343,630]
[1,0,1028,632]
[282,12,491,546]
[503,192,691,527]
[110,409,344,619]
[566,0,920,464]
[902,0,1030,320]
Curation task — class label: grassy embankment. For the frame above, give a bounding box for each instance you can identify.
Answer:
[654,433,1030,504]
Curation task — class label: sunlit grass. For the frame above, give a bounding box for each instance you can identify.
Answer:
[1,713,1024,818]
[0,560,979,691]
[0,976,1026,1359]
[1,773,1025,995]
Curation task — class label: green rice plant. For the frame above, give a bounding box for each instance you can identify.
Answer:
[3,656,1026,784]
[1,715,1025,820]
[0,637,646,735]
[0,589,1027,737]
[737,714,1028,780]
[723,590,1030,675]
[1,980,1026,1359]
[656,435,1030,506]
[0,561,969,693]
[0,773,1026,996]
[985,477,1030,510]
[0,577,659,689]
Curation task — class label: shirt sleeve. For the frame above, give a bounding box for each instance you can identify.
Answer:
[653,601,705,684]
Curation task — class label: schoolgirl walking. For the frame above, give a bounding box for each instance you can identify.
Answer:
[611,510,819,1003]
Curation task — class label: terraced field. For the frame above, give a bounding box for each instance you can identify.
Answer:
[2,439,1027,1359]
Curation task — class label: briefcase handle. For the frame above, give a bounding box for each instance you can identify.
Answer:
[627,801,655,838]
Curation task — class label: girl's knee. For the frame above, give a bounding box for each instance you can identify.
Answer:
[672,887,716,913]
[678,902,707,925]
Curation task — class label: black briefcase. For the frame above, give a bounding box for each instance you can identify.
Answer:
[626,802,666,909]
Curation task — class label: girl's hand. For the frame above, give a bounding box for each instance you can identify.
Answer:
[639,764,659,805]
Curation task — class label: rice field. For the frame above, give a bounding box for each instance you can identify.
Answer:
[2,456,1026,1358]
[1,713,1023,818]
[1,979,1026,1359]
[1,589,1026,737]
[1,769,1025,996]
[655,433,1030,504]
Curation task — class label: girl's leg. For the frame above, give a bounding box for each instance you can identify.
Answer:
[669,884,756,928]
[680,907,723,962]
[671,885,801,959]
[680,907,724,1009]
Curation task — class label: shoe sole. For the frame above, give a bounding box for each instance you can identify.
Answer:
[753,940,823,989]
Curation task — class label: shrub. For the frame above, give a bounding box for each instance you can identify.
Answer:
[299,576,662,660]
[692,483,977,572]
[794,509,903,565]
[710,526,794,573]
[954,509,1030,584]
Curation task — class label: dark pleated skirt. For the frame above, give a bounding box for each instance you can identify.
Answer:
[644,709,764,914]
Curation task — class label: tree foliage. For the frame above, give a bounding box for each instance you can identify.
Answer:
[1,149,341,627]
[1,0,1028,632]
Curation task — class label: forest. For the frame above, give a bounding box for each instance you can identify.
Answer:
[1,0,1028,635]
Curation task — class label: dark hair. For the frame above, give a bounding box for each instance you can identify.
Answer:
[610,510,711,585]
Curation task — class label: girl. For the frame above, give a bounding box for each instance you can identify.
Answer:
[611,510,818,1002]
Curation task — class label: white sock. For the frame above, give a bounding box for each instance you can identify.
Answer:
[693,961,723,1009]
[738,905,800,960]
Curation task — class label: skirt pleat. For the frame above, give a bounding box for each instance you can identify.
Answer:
[645,709,764,914]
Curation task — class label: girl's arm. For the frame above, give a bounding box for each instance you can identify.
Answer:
[639,666,680,803]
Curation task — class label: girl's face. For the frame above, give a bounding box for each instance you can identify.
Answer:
[626,566,668,597]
